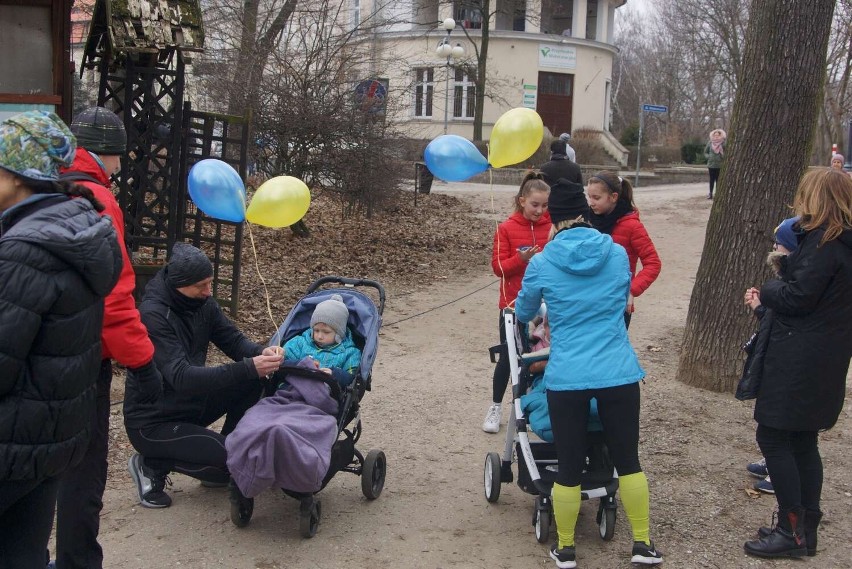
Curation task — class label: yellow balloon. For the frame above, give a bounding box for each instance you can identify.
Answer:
[488,108,544,168]
[246,176,311,228]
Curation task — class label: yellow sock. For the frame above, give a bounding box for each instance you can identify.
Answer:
[619,471,651,545]
[552,483,581,548]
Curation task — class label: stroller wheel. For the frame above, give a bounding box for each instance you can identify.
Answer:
[484,452,501,503]
[596,499,616,541]
[228,481,254,528]
[534,495,551,543]
[299,497,321,538]
[361,449,386,500]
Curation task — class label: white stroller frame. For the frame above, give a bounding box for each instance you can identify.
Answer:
[483,308,619,543]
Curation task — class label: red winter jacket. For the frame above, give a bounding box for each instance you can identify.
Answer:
[491,211,552,309]
[61,149,155,368]
[610,211,661,297]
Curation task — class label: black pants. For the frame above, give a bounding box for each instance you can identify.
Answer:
[492,312,510,403]
[708,167,720,197]
[756,424,823,512]
[0,477,59,569]
[127,381,261,483]
[53,360,111,569]
[547,382,642,487]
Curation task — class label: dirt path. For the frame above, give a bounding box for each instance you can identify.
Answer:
[92,182,852,568]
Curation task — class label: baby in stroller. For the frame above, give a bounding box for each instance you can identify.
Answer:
[520,311,603,443]
[280,294,361,387]
[225,278,386,537]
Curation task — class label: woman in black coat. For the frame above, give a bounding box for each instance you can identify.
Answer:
[0,111,122,568]
[743,168,852,559]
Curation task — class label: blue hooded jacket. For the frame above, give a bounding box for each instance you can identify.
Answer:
[515,226,645,391]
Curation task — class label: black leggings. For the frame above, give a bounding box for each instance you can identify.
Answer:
[547,382,642,487]
[708,168,720,197]
[127,381,261,484]
[492,312,510,403]
[756,424,823,512]
[0,477,58,569]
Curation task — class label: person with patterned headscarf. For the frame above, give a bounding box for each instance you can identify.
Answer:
[0,111,122,568]
[704,128,727,199]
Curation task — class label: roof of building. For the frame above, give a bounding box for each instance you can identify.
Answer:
[83,0,204,63]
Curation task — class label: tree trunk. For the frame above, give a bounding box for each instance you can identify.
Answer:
[676,0,836,392]
[473,0,490,141]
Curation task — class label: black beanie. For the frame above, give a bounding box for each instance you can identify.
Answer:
[166,243,213,288]
[548,179,590,224]
[71,107,127,155]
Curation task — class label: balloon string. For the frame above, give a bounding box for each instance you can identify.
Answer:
[246,221,281,337]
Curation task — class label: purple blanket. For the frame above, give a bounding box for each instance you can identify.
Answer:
[225,368,339,497]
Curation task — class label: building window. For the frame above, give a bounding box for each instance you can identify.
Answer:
[453,68,476,119]
[352,0,360,28]
[455,2,483,29]
[413,67,434,118]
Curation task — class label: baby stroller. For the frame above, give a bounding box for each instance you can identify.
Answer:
[483,308,619,543]
[228,276,386,538]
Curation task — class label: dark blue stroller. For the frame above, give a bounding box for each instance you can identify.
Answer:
[228,276,386,538]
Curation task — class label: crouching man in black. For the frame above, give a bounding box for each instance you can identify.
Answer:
[123,243,282,508]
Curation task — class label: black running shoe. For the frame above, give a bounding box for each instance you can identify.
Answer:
[128,453,172,508]
[631,540,663,565]
[549,543,577,569]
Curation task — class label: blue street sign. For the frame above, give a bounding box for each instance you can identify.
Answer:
[642,104,668,113]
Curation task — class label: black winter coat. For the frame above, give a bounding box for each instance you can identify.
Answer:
[755,227,852,431]
[123,271,264,429]
[0,196,121,481]
[539,157,583,187]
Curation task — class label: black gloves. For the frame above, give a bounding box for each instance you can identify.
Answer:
[128,360,163,403]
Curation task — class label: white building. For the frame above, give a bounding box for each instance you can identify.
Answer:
[356,0,627,151]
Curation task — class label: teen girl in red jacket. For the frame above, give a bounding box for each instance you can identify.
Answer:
[483,172,551,433]
[587,170,661,328]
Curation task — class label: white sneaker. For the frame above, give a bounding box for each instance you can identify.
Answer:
[482,403,502,433]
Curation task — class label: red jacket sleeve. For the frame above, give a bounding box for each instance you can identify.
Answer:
[491,224,526,279]
[88,183,155,368]
[628,221,662,297]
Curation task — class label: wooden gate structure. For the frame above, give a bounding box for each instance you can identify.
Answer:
[80,0,248,314]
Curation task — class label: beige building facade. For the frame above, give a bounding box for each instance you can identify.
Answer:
[357,0,627,142]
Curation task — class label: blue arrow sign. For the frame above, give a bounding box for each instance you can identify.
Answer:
[642,104,668,113]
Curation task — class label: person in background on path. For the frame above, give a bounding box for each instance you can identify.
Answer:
[742,168,852,559]
[540,140,583,187]
[830,153,844,171]
[586,171,661,329]
[740,216,802,497]
[0,111,121,569]
[483,172,552,434]
[515,183,662,568]
[559,132,576,163]
[704,128,727,199]
[123,243,283,509]
[51,106,164,569]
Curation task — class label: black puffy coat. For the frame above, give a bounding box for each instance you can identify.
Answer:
[0,196,121,481]
[539,157,583,187]
[755,227,852,431]
[123,271,264,429]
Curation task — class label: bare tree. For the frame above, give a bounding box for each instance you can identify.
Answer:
[676,0,836,392]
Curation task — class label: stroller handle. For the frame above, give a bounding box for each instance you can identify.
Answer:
[305,276,386,315]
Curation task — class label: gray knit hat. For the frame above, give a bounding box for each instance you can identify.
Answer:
[166,242,213,288]
[71,106,127,155]
[310,294,349,341]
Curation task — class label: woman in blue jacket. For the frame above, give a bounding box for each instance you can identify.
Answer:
[515,185,662,568]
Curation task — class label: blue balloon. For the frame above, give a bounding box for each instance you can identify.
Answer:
[424,135,489,182]
[187,159,246,222]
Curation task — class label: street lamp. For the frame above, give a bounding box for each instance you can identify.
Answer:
[436,18,465,135]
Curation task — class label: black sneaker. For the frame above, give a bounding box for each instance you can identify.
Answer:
[631,541,663,565]
[549,543,577,569]
[128,453,172,508]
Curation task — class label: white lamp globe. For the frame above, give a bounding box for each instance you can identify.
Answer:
[451,43,465,59]
[441,18,456,31]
